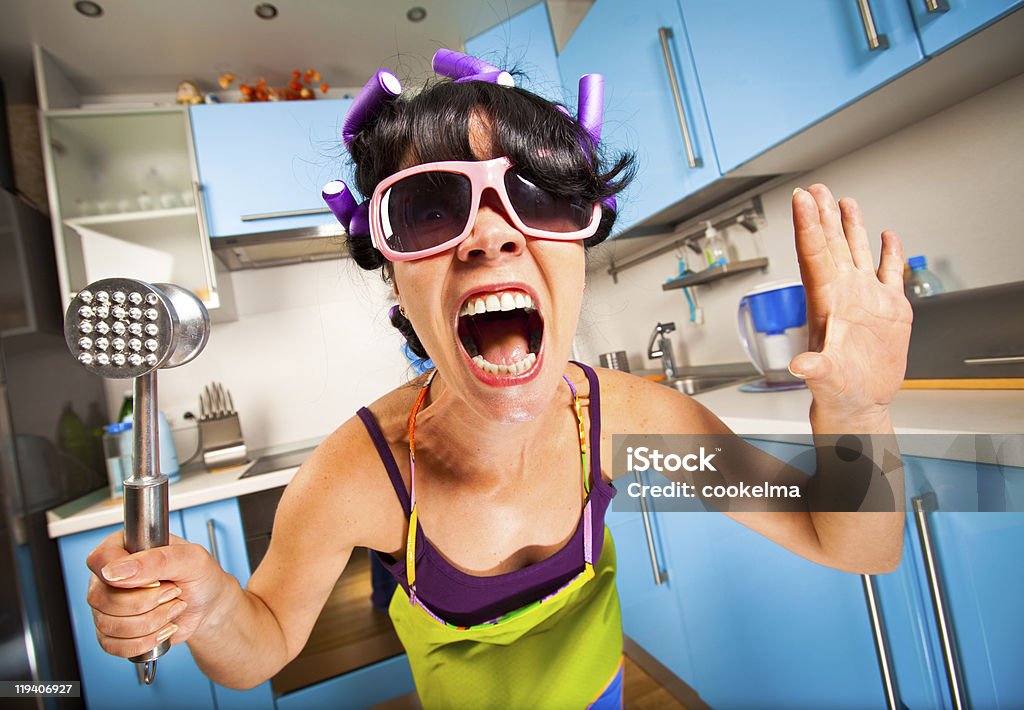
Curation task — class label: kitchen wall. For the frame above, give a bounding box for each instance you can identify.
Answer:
[103,257,410,453]
[576,72,1024,371]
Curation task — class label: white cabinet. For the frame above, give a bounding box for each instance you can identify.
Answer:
[34,46,224,313]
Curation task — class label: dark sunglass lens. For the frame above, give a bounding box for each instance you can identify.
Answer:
[504,170,592,232]
[381,172,472,252]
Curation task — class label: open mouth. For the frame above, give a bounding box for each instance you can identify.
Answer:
[456,288,543,378]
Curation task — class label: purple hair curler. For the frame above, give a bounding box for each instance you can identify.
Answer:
[453,70,515,87]
[348,201,370,238]
[322,180,358,226]
[577,74,604,147]
[342,69,403,148]
[433,49,500,80]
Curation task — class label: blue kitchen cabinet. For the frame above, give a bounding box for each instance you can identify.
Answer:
[557,0,721,235]
[660,437,888,709]
[607,492,695,683]
[876,455,1024,710]
[189,99,352,238]
[57,499,274,709]
[464,2,562,102]
[180,498,275,710]
[908,0,1023,56]
[677,0,924,173]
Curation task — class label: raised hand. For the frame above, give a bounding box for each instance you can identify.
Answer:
[788,184,913,427]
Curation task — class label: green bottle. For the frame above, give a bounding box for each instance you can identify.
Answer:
[117,391,133,422]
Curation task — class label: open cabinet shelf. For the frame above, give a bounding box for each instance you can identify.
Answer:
[662,257,769,290]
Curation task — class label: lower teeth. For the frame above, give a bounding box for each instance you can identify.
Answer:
[472,352,537,375]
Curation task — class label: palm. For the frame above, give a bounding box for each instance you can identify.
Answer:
[790,185,913,416]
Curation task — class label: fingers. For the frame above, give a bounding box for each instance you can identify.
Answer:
[92,594,186,640]
[838,197,875,272]
[806,184,854,270]
[876,230,905,290]
[792,187,837,289]
[91,536,208,589]
[87,575,181,617]
[95,618,181,659]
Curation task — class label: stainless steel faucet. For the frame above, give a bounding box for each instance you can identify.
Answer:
[648,321,678,379]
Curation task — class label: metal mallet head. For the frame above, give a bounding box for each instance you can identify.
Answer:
[65,277,210,684]
[65,278,209,378]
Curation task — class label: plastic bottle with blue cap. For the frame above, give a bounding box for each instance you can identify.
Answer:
[905,255,945,298]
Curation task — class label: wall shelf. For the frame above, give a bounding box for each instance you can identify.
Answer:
[64,206,196,231]
[662,257,769,290]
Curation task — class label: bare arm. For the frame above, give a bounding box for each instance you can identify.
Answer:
[603,372,902,574]
[86,416,389,689]
[600,185,910,575]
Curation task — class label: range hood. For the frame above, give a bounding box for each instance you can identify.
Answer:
[211,222,349,271]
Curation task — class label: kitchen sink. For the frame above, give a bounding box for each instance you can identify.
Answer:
[661,374,758,395]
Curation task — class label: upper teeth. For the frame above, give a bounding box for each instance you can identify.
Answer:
[459,290,535,317]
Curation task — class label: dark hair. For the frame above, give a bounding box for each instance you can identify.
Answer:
[345,78,635,360]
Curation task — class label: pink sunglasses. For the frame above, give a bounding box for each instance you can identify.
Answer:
[368,156,602,261]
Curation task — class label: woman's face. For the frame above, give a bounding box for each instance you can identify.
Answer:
[391,114,587,423]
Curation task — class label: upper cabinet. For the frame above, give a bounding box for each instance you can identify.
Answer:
[41,108,221,310]
[908,0,1023,56]
[464,3,563,101]
[549,0,1022,238]
[188,100,351,239]
[34,46,222,311]
[557,0,721,234]
[677,0,924,174]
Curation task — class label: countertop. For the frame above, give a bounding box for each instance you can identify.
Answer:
[691,382,1023,466]
[46,437,321,539]
[47,384,1022,539]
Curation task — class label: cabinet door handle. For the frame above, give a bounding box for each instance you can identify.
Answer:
[634,471,668,585]
[240,207,331,222]
[912,494,967,710]
[657,27,703,169]
[924,0,950,13]
[206,519,221,565]
[963,354,1024,365]
[861,574,903,710]
[856,0,891,51]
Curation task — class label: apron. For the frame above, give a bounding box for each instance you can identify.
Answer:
[389,369,624,709]
[389,527,623,709]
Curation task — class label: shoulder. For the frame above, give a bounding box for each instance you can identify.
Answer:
[590,366,731,435]
[275,378,425,553]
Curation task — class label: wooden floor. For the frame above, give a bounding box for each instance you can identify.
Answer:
[273,550,403,695]
[622,655,689,709]
[274,549,688,707]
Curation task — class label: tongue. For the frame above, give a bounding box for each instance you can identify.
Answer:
[470,315,530,365]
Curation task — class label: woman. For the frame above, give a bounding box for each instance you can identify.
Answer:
[85,52,912,708]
